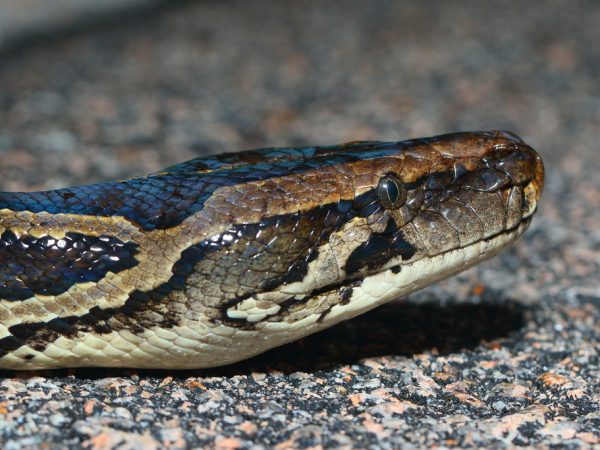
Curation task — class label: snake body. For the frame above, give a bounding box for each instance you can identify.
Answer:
[0,131,544,369]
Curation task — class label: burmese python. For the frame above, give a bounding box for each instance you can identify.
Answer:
[0,130,544,369]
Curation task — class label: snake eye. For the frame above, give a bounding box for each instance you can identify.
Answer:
[377,173,407,210]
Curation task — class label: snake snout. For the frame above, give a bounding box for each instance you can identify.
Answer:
[492,145,538,184]
[490,141,544,204]
[466,131,543,200]
[532,149,545,201]
[485,137,545,221]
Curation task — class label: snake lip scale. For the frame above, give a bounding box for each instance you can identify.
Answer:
[0,130,544,370]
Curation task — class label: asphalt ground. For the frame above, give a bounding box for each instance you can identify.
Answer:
[0,1,598,448]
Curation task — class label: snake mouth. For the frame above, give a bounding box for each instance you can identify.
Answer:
[321,138,545,319]
[313,214,534,331]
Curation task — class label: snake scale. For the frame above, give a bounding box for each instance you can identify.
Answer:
[0,131,544,370]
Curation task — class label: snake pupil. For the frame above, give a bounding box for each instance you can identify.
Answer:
[377,173,407,210]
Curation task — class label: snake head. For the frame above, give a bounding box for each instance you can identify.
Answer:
[218,131,544,341]
[277,130,546,282]
[360,130,545,262]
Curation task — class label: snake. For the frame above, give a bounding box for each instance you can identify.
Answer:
[0,130,544,370]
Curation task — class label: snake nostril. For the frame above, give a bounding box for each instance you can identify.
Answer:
[494,146,538,185]
[459,168,511,192]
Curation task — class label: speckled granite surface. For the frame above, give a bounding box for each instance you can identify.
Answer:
[0,1,598,448]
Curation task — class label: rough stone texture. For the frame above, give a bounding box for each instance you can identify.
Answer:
[0,1,598,449]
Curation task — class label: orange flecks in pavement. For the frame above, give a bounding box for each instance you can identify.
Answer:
[84,399,96,415]
[538,372,569,387]
[185,380,208,390]
[472,283,486,296]
[214,436,243,450]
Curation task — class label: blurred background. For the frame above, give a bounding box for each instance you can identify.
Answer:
[1,0,598,190]
[0,1,598,449]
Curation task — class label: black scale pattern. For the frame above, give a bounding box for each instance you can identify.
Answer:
[0,231,139,301]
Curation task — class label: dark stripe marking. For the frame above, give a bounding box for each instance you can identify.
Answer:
[344,218,416,275]
[0,231,139,301]
[0,241,206,357]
